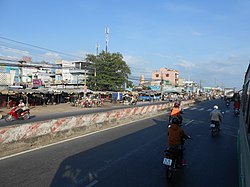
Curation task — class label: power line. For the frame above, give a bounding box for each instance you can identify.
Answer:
[0,36,83,60]
[0,36,155,76]
[0,36,157,83]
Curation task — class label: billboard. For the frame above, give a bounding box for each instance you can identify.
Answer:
[32,79,43,87]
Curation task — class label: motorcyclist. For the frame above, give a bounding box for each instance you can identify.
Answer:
[169,101,183,124]
[233,99,240,110]
[15,100,27,117]
[130,95,137,105]
[210,105,223,130]
[167,117,190,166]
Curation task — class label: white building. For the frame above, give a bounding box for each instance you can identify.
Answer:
[55,60,75,84]
[184,80,199,94]
[2,59,92,89]
[0,71,15,86]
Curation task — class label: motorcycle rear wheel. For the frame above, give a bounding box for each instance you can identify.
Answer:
[211,127,219,137]
[166,166,174,181]
[22,113,30,120]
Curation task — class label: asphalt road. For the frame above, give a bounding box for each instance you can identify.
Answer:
[0,101,163,127]
[0,99,239,187]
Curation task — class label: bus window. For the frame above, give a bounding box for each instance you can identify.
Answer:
[245,82,250,125]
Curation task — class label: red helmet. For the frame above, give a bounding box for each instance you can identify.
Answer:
[174,102,180,107]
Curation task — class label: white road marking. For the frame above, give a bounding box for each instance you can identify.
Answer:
[190,107,197,110]
[185,120,194,126]
[207,109,212,111]
[198,108,204,111]
[85,180,99,187]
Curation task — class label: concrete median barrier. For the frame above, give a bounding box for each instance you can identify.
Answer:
[0,100,195,157]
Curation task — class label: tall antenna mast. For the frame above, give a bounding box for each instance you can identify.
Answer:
[96,43,100,56]
[105,26,109,53]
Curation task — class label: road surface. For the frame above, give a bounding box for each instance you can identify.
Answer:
[0,99,239,187]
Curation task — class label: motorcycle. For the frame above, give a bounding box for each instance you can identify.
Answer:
[210,120,220,136]
[82,99,93,108]
[130,100,137,105]
[5,107,30,122]
[226,101,230,108]
[96,98,104,107]
[234,108,240,116]
[163,137,191,181]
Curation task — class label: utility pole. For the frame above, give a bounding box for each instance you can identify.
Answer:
[84,69,87,98]
[76,75,79,89]
[105,27,109,53]
[94,68,97,91]
[188,67,190,81]
[95,43,99,90]
[160,71,163,100]
[18,60,25,85]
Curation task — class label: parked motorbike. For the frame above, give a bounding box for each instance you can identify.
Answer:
[130,100,137,105]
[82,100,93,108]
[5,107,30,122]
[163,137,191,181]
[210,120,220,136]
[96,99,104,107]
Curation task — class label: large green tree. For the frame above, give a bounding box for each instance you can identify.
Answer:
[86,51,131,91]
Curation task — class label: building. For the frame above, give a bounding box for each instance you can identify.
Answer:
[184,80,199,95]
[55,60,63,84]
[178,78,185,87]
[69,61,92,85]
[54,60,75,84]
[151,68,179,87]
[139,75,151,87]
[21,61,56,88]
[139,75,146,85]
[0,66,17,86]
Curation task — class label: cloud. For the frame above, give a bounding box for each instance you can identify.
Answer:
[0,55,19,61]
[163,2,201,14]
[163,54,247,89]
[42,52,62,61]
[153,53,173,59]
[74,50,90,59]
[175,59,197,68]
[181,55,248,88]
[0,45,30,57]
[124,55,152,78]
[192,31,201,36]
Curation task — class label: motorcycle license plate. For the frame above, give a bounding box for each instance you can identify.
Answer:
[163,158,172,166]
[210,124,215,128]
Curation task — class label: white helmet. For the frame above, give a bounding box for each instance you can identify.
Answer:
[214,105,218,110]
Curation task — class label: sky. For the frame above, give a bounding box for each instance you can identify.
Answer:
[0,0,250,90]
